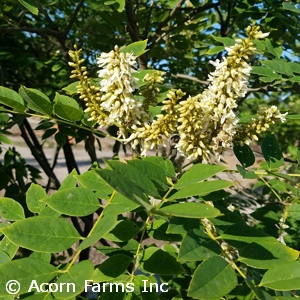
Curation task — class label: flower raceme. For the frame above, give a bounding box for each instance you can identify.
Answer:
[235,106,288,146]
[97,46,149,128]
[175,25,275,162]
[69,25,287,162]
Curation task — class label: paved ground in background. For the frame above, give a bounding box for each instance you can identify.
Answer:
[0,117,263,188]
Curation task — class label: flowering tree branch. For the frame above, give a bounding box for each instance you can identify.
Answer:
[69,24,287,163]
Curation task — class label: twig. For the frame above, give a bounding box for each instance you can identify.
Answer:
[148,2,219,48]
[46,146,61,193]
[0,26,58,37]
[171,73,209,85]
[34,1,58,31]
[62,136,80,174]
[19,119,60,189]
[149,0,185,41]
[86,131,98,163]
[125,0,148,69]
[142,0,154,39]
[172,73,273,94]
[62,0,85,39]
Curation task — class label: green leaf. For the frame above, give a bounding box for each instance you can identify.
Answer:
[100,290,126,300]
[17,0,39,15]
[0,112,10,123]
[104,0,125,12]
[62,81,79,95]
[269,178,288,193]
[59,169,78,190]
[233,144,255,168]
[54,131,66,147]
[75,170,114,198]
[261,59,293,76]
[251,66,281,79]
[141,248,184,275]
[96,169,151,210]
[260,261,300,290]
[78,213,118,250]
[0,237,18,260]
[121,40,148,57]
[42,128,57,140]
[246,279,274,300]
[143,156,175,178]
[147,220,182,242]
[104,193,140,215]
[167,217,200,234]
[188,256,237,299]
[0,86,25,112]
[53,260,94,299]
[154,203,221,219]
[0,250,10,264]
[265,39,282,59]
[94,254,133,281]
[20,293,55,299]
[0,258,58,296]
[288,62,300,75]
[289,76,300,83]
[259,76,282,83]
[106,160,161,198]
[26,183,48,213]
[43,187,100,217]
[236,165,257,179]
[261,134,284,170]
[30,252,51,263]
[104,219,140,242]
[36,206,61,218]
[0,135,12,144]
[221,224,299,269]
[0,197,25,221]
[53,93,83,122]
[169,180,233,200]
[206,46,224,55]
[0,216,81,252]
[126,159,169,191]
[253,39,266,52]
[282,2,300,13]
[174,164,227,189]
[212,36,235,46]
[115,0,125,12]
[19,86,52,116]
[178,229,221,262]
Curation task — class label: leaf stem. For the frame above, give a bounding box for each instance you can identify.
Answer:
[258,175,282,202]
[129,215,150,282]
[201,219,246,279]
[64,190,116,272]
[129,199,158,282]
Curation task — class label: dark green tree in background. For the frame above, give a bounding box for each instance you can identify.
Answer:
[0,1,300,299]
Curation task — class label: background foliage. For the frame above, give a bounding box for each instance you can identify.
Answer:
[0,0,300,299]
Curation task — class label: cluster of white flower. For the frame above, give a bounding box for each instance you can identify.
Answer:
[176,25,268,161]
[96,45,149,131]
[69,24,287,161]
